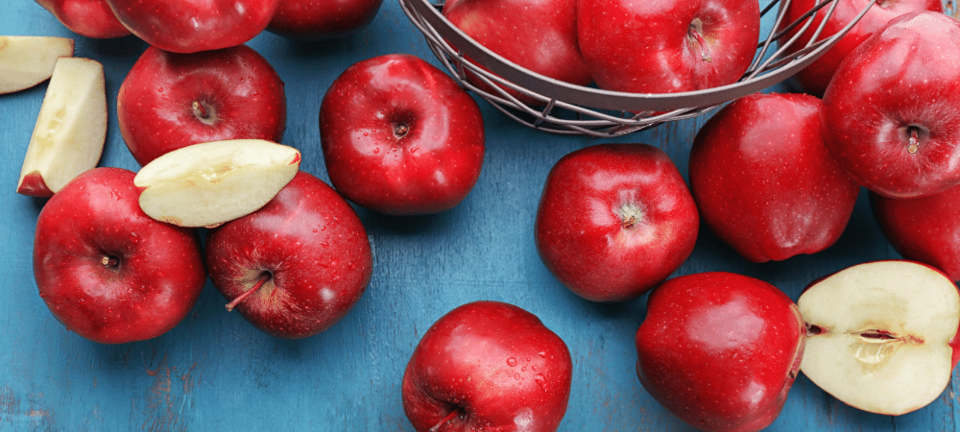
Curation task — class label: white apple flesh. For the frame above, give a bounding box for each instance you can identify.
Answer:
[134,139,301,228]
[0,36,74,94]
[798,260,960,416]
[17,56,106,197]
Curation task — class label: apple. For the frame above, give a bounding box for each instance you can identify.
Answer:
[204,171,373,339]
[870,186,960,281]
[441,0,592,106]
[0,36,74,95]
[134,139,301,228]
[798,260,960,415]
[821,11,960,199]
[577,0,759,96]
[778,0,942,96]
[267,0,383,40]
[117,44,286,166]
[635,272,805,432]
[402,301,572,432]
[33,167,206,344]
[319,54,485,216]
[103,0,280,53]
[534,143,698,302]
[688,92,859,263]
[18,57,106,197]
[35,0,131,38]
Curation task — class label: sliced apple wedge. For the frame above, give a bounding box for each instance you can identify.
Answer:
[134,139,301,228]
[0,36,75,94]
[17,57,106,197]
[798,260,960,416]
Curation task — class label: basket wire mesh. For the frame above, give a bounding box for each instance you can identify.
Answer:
[399,0,879,137]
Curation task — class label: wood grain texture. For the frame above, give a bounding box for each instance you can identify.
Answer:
[1,0,959,431]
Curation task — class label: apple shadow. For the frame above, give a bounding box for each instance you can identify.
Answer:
[358,207,458,237]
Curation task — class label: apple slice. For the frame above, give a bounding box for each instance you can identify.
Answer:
[798,260,960,416]
[17,57,106,197]
[134,139,301,228]
[0,36,74,94]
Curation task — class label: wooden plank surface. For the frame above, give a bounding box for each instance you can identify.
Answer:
[1,0,959,431]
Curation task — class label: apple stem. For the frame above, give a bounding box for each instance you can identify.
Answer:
[394,123,410,138]
[192,100,209,119]
[101,255,119,268]
[225,271,271,312]
[429,409,460,432]
[906,126,920,154]
[688,19,712,62]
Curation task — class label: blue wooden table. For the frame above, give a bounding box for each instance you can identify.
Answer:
[2,1,958,431]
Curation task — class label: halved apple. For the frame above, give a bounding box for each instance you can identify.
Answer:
[0,36,75,94]
[798,260,960,416]
[134,139,301,228]
[17,57,106,197]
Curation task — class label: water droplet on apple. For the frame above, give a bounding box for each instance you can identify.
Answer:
[535,374,547,391]
[538,351,547,358]
[514,373,521,380]
[506,357,517,367]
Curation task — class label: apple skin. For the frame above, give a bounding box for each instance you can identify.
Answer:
[636,272,806,432]
[103,0,280,53]
[576,0,759,95]
[267,0,383,41]
[534,143,698,302]
[870,186,960,282]
[441,0,592,106]
[117,44,286,166]
[821,11,960,199]
[204,171,373,339]
[778,0,942,96]
[689,93,860,263]
[320,54,485,216]
[34,0,131,38]
[33,167,206,345]
[402,301,572,432]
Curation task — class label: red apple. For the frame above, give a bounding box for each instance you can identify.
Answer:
[799,260,960,415]
[402,301,572,432]
[821,11,960,199]
[870,185,960,281]
[636,272,805,432]
[441,0,592,106]
[35,0,131,38]
[267,0,383,40]
[117,44,286,166]
[688,92,859,263]
[33,167,206,344]
[319,54,485,216]
[534,143,698,302]
[778,0,942,96]
[204,171,373,339]
[103,0,280,53]
[577,0,759,96]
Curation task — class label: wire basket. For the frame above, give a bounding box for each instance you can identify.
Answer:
[399,0,877,137]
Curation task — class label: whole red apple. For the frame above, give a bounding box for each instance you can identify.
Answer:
[577,0,759,96]
[33,167,206,344]
[319,54,485,216]
[103,0,280,53]
[35,0,131,38]
[117,44,286,166]
[870,186,960,281]
[442,0,592,106]
[267,0,383,40]
[778,0,942,96]
[689,92,859,263]
[821,11,960,199]
[204,171,373,339]
[402,301,572,432]
[534,143,698,302]
[636,272,806,432]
